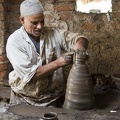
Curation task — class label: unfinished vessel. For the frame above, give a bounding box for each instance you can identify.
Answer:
[63,49,94,110]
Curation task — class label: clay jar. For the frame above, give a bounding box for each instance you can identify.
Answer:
[42,112,58,120]
[63,50,95,110]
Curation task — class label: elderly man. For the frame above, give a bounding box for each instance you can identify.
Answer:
[6,0,88,107]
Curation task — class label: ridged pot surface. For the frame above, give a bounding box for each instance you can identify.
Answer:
[63,50,95,110]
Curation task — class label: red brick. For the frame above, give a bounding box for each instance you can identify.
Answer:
[10,5,20,13]
[0,70,8,80]
[0,13,8,21]
[11,0,23,5]
[0,21,8,29]
[0,55,7,62]
[59,12,73,21]
[82,23,97,31]
[0,45,6,54]
[0,0,9,3]
[0,21,3,28]
[0,30,4,36]
[58,0,75,2]
[9,22,21,30]
[0,13,4,21]
[40,0,55,3]
[54,4,75,12]
[0,0,6,3]
[112,2,120,11]
[0,4,4,12]
[0,0,4,3]
[112,23,120,30]
[113,12,120,20]
[0,62,8,71]
[45,14,55,22]
[0,4,9,12]
[41,0,75,2]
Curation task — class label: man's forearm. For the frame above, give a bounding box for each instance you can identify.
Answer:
[32,57,66,80]
[33,60,59,80]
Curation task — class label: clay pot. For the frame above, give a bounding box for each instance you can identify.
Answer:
[42,112,58,120]
[63,50,95,110]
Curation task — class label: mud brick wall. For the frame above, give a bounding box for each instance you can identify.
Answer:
[0,0,10,84]
[0,0,120,83]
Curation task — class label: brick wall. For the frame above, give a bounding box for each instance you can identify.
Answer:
[0,0,120,84]
[0,0,10,84]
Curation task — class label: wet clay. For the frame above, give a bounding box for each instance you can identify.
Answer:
[63,50,94,110]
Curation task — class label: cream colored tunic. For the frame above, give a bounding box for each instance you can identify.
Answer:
[6,26,85,106]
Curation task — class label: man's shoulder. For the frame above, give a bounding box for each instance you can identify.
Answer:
[7,27,25,45]
[8,27,24,40]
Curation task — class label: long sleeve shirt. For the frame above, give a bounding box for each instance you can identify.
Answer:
[6,26,85,106]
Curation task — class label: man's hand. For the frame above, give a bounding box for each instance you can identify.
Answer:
[56,52,74,67]
[61,52,74,65]
[33,52,74,79]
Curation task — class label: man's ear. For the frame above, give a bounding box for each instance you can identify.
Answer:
[19,16,25,25]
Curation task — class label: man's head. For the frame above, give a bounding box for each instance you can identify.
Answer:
[19,0,44,38]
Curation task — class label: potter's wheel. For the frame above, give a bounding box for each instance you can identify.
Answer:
[7,97,120,120]
[7,104,74,120]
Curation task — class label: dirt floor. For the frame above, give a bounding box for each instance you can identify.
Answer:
[0,74,120,120]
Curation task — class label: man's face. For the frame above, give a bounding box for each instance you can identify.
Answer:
[20,13,44,37]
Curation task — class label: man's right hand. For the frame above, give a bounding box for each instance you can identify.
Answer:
[33,52,74,79]
[56,52,74,67]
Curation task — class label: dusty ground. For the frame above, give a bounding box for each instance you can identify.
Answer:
[0,75,120,120]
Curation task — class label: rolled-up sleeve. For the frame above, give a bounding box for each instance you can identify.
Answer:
[6,35,40,84]
[54,28,87,51]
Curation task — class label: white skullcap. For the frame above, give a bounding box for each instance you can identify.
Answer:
[20,0,44,17]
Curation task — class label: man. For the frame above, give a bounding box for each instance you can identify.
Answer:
[6,0,88,107]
